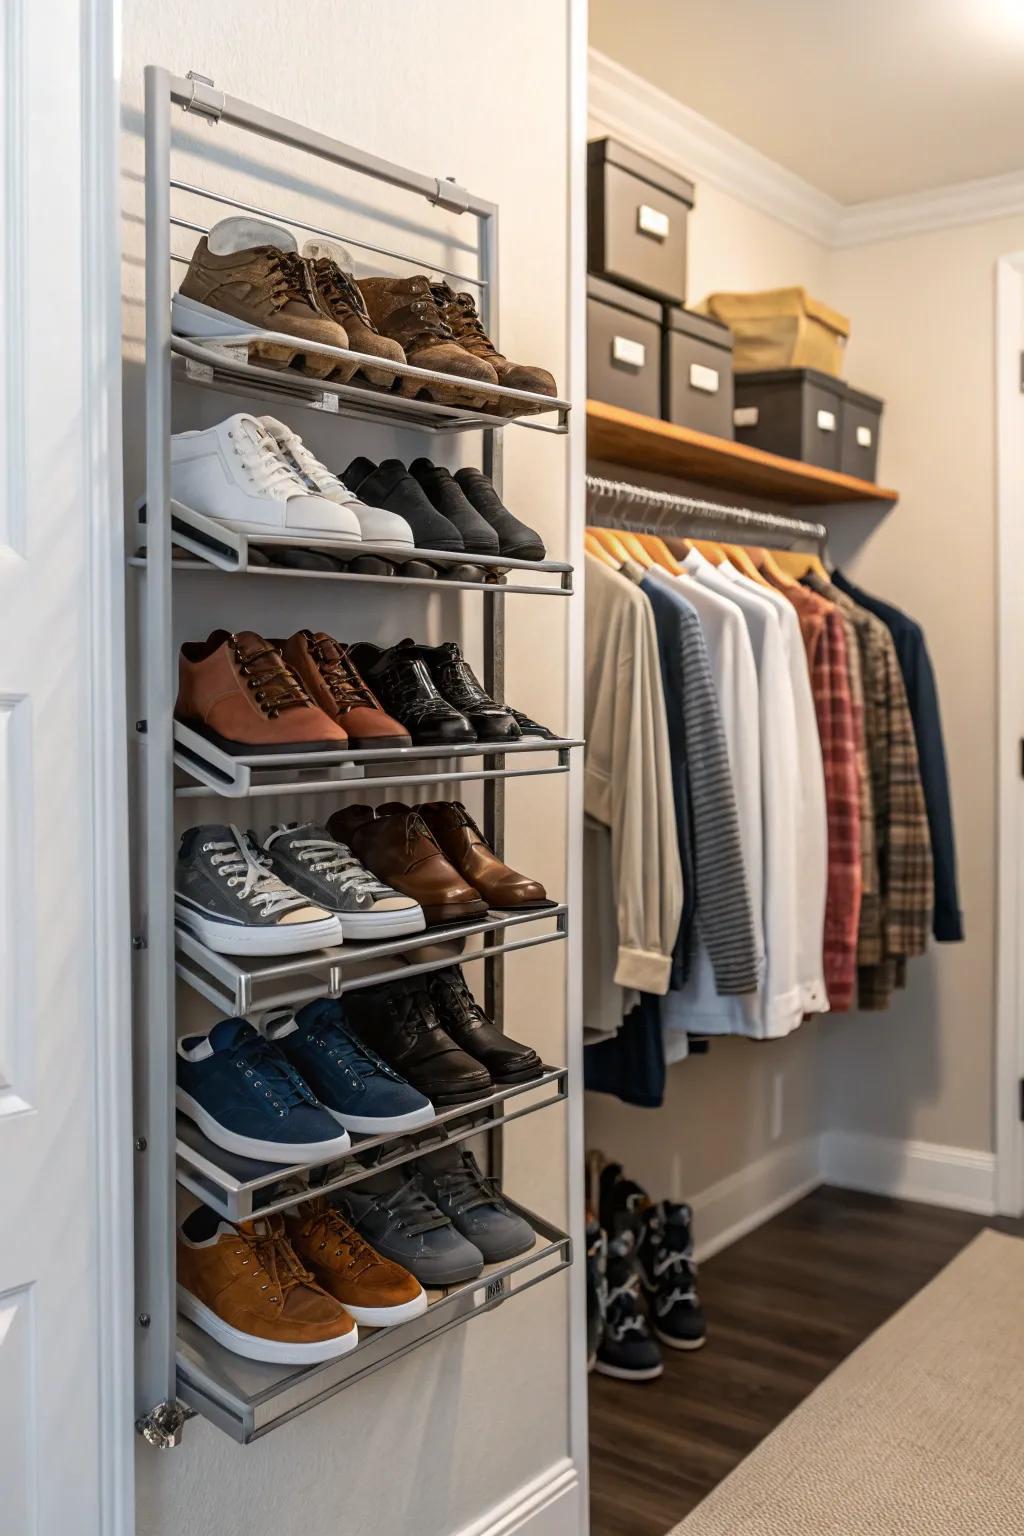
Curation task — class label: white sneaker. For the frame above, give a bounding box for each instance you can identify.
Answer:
[259,416,415,551]
[170,414,362,541]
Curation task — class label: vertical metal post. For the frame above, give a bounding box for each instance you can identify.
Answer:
[135,66,179,1422]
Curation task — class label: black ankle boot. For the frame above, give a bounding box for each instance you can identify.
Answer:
[412,640,521,743]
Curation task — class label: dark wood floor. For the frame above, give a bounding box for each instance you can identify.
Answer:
[588,1184,1024,1536]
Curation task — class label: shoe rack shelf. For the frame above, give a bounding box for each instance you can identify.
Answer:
[177,1066,568,1222]
[134,67,576,1448]
[173,720,583,799]
[177,1203,571,1445]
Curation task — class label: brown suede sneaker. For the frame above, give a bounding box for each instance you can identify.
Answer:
[177,1207,358,1364]
[177,229,348,381]
[430,282,558,415]
[416,800,553,910]
[176,629,348,754]
[285,1196,428,1326]
[356,275,499,407]
[279,630,412,749]
[303,243,407,389]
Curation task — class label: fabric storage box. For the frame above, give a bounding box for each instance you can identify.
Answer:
[587,137,694,305]
[733,367,845,471]
[662,305,734,438]
[702,287,850,376]
[840,382,883,481]
[587,276,662,417]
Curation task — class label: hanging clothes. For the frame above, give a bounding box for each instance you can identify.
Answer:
[831,569,963,943]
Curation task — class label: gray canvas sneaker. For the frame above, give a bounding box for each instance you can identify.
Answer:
[416,1147,535,1263]
[333,1167,483,1287]
[262,823,425,941]
[175,823,344,957]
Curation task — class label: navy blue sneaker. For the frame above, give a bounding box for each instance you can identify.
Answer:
[273,998,436,1134]
[176,1018,352,1164]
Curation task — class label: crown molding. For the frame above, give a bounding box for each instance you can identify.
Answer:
[589,47,1024,251]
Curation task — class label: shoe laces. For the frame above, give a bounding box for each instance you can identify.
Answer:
[310,1014,404,1084]
[432,645,495,711]
[381,657,458,724]
[306,1204,383,1278]
[229,416,309,499]
[229,1030,322,1116]
[230,635,311,718]
[312,258,375,327]
[235,1218,316,1303]
[444,801,488,846]
[270,249,324,314]
[430,1153,503,1215]
[430,282,504,360]
[376,1172,451,1237]
[285,834,376,893]
[430,967,486,1028]
[269,430,355,504]
[204,827,314,917]
[308,635,380,712]
[382,278,456,350]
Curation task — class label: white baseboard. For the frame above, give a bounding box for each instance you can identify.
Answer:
[821,1131,997,1215]
[453,1460,582,1536]
[690,1135,823,1262]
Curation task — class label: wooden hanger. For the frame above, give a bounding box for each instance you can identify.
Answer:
[663,535,695,560]
[749,546,798,587]
[722,543,774,587]
[616,531,657,569]
[773,549,831,582]
[694,539,727,565]
[636,533,684,575]
[585,531,619,569]
[587,526,633,566]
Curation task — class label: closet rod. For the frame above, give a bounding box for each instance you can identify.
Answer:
[585,474,827,551]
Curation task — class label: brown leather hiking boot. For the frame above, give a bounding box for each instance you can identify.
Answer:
[176,629,348,754]
[177,1207,357,1364]
[430,282,558,415]
[356,275,498,407]
[285,1196,427,1326]
[175,217,347,381]
[279,630,411,749]
[327,803,488,925]
[303,242,407,388]
[416,800,552,910]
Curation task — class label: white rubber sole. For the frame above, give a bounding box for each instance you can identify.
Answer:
[231,518,363,545]
[177,1287,359,1364]
[177,1090,352,1163]
[338,907,426,941]
[654,1329,707,1351]
[340,1288,429,1328]
[326,1101,436,1135]
[592,1359,664,1382]
[175,902,344,956]
[172,292,260,338]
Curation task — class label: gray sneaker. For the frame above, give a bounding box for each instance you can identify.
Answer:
[175,824,344,957]
[334,1168,483,1287]
[416,1147,535,1263]
[263,823,425,941]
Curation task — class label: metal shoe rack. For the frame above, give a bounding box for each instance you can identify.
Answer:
[133,67,577,1447]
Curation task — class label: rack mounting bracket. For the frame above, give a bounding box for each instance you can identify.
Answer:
[430,175,472,215]
[182,70,224,123]
[136,1399,194,1450]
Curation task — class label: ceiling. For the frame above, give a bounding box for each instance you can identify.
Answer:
[589,0,1024,204]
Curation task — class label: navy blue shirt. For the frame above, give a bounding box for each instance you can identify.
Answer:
[833,570,963,942]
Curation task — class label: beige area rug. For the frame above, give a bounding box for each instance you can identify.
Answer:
[671,1229,1024,1535]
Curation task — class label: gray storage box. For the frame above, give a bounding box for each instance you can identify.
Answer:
[733,368,883,478]
[662,305,734,438]
[587,276,662,417]
[587,137,694,305]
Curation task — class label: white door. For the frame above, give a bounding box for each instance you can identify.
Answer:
[0,2,130,1532]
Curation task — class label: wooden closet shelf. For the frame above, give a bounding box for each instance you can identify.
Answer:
[586,400,899,508]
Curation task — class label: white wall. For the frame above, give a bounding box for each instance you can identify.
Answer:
[121,4,578,1533]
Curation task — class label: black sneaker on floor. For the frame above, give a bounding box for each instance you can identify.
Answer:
[453,467,546,561]
[342,457,465,553]
[586,1213,607,1373]
[407,460,501,555]
[598,1160,652,1240]
[637,1201,707,1351]
[594,1228,663,1382]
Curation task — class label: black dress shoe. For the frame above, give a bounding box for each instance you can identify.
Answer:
[453,467,546,561]
[347,640,477,746]
[411,640,521,743]
[427,965,543,1084]
[407,460,501,555]
[509,708,558,740]
[342,457,465,553]
[344,977,493,1106]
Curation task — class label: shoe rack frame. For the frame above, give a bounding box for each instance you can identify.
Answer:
[134,66,576,1447]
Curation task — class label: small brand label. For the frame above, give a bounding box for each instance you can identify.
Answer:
[856,424,873,447]
[637,203,670,240]
[612,335,646,369]
[689,363,720,394]
[311,391,340,413]
[816,408,837,432]
[484,1276,507,1304]
[734,405,759,427]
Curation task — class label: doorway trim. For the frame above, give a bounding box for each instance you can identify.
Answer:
[994,250,1024,1218]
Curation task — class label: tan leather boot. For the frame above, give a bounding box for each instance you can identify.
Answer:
[303,243,407,388]
[356,275,498,406]
[279,630,411,748]
[175,629,347,754]
[416,801,551,910]
[429,281,557,415]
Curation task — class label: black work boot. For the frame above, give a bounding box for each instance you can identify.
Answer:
[426,965,542,1083]
[344,978,493,1107]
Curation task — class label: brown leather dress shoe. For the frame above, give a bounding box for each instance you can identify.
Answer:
[279,630,412,749]
[175,629,347,754]
[327,803,488,926]
[429,282,558,415]
[415,801,553,910]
